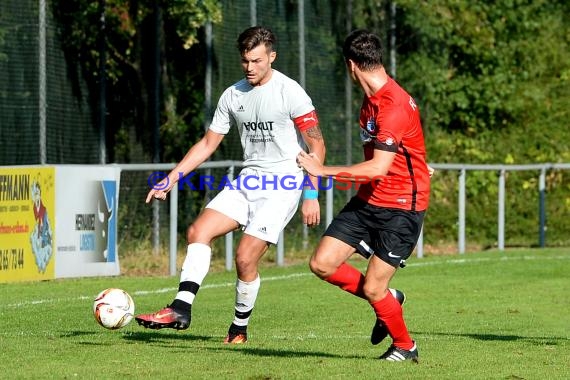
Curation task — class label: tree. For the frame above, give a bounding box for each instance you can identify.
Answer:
[393,0,570,163]
[52,0,221,163]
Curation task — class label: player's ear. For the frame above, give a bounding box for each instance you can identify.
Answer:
[269,51,276,64]
[346,59,356,73]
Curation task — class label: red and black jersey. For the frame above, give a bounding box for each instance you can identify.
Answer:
[357,77,430,211]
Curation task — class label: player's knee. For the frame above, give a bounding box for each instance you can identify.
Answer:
[186,224,199,242]
[186,224,213,243]
[362,281,387,302]
[309,256,329,279]
[235,251,255,272]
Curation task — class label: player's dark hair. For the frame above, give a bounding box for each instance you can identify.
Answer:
[237,26,276,54]
[343,29,384,71]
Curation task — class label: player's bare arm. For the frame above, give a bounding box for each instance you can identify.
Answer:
[146,130,225,203]
[297,148,395,181]
[299,124,326,227]
[300,124,326,178]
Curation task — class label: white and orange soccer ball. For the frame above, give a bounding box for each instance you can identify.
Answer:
[93,288,135,330]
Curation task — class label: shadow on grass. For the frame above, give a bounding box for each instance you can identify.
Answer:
[59,330,215,346]
[206,346,367,359]
[418,331,569,345]
[122,330,215,343]
[118,331,370,359]
[60,331,99,338]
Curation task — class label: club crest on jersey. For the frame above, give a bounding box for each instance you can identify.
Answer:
[365,118,376,133]
[360,129,372,143]
[360,117,376,144]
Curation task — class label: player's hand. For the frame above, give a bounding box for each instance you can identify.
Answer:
[427,164,435,177]
[146,187,169,203]
[297,151,324,177]
[145,176,173,203]
[146,188,167,203]
[301,199,320,227]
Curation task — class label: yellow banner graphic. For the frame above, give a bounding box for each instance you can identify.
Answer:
[0,167,55,282]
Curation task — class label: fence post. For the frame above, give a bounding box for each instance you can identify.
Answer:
[39,0,47,164]
[225,165,235,270]
[416,225,424,258]
[498,169,505,250]
[250,0,257,25]
[538,167,547,247]
[458,168,466,254]
[326,181,334,227]
[277,232,284,266]
[152,201,160,256]
[169,185,178,276]
[298,2,309,252]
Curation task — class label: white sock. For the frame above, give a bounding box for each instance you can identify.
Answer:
[232,274,261,327]
[175,243,212,305]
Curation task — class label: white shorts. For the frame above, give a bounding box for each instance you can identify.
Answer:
[205,168,303,244]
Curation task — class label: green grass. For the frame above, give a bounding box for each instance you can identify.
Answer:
[1,248,569,379]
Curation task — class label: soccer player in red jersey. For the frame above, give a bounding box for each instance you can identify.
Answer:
[297,29,431,363]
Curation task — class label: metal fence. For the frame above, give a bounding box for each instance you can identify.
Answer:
[0,0,99,165]
[117,162,570,276]
[1,0,358,167]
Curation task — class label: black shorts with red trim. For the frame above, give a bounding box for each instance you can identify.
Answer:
[323,196,425,268]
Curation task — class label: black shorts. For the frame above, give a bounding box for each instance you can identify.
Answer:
[324,196,425,268]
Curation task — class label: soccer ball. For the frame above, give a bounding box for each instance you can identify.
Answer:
[93,288,135,330]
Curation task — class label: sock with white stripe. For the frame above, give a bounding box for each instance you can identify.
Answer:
[170,243,212,313]
[230,274,261,330]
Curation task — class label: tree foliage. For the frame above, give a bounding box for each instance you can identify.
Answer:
[49,0,569,166]
[393,0,570,164]
[51,0,221,163]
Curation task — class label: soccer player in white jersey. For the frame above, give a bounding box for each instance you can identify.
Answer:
[135,26,326,344]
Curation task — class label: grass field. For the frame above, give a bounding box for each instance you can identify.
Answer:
[1,248,569,379]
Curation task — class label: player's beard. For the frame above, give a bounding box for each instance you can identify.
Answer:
[246,68,271,86]
[246,75,258,86]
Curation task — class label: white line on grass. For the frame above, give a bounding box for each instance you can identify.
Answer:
[133,272,309,296]
[2,254,568,309]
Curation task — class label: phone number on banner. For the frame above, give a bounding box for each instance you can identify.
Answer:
[0,248,24,271]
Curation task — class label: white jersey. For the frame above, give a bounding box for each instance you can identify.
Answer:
[209,69,315,173]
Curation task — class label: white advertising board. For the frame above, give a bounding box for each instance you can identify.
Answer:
[54,165,121,278]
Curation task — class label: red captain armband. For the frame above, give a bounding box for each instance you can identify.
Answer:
[293,110,319,132]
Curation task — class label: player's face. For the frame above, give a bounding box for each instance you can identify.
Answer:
[241,44,276,86]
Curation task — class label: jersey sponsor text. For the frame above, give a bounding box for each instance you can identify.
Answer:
[242,121,274,131]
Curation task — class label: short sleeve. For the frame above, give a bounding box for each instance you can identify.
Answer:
[286,80,315,120]
[374,105,407,152]
[209,88,233,135]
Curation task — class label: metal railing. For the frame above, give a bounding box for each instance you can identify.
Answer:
[117,162,570,275]
[421,163,570,257]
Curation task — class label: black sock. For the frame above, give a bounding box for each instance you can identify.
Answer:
[169,299,191,314]
[229,322,247,334]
